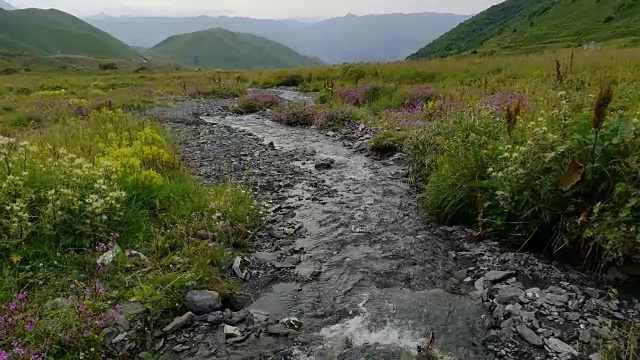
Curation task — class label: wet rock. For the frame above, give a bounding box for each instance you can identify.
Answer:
[226,309,249,325]
[267,324,294,336]
[116,315,130,331]
[195,230,215,240]
[163,312,195,334]
[226,334,249,344]
[607,266,627,280]
[269,230,285,239]
[485,271,515,283]
[474,277,487,291]
[138,352,153,359]
[584,288,600,299]
[516,324,543,346]
[173,344,190,352]
[273,262,296,269]
[207,311,224,325]
[102,327,120,346]
[314,158,335,170]
[296,267,320,280]
[546,338,578,355]
[97,243,122,266]
[579,329,592,343]
[589,354,600,360]
[496,286,526,304]
[304,147,317,156]
[120,302,146,316]
[545,293,569,304]
[281,317,303,330]
[253,252,277,264]
[248,309,270,325]
[232,256,249,280]
[284,254,301,265]
[112,332,127,344]
[223,325,241,338]
[184,290,221,314]
[565,312,580,321]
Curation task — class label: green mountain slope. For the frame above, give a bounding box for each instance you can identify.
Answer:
[409,0,640,59]
[0,8,139,58]
[146,28,322,70]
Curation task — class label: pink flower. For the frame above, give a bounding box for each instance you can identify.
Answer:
[83,330,92,337]
[97,283,105,296]
[14,293,28,302]
[0,350,8,360]
[95,242,108,253]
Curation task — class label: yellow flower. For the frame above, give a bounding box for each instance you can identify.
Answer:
[10,253,23,264]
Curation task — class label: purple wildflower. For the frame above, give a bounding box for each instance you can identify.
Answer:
[77,302,86,313]
[244,91,283,108]
[15,293,27,302]
[83,330,92,337]
[70,284,78,292]
[404,85,438,109]
[0,350,8,360]
[313,107,354,128]
[24,317,37,332]
[97,283,105,297]
[336,83,380,106]
[83,288,91,296]
[95,242,108,253]
[482,90,531,117]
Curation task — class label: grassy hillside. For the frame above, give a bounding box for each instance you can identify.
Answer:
[409,0,640,59]
[146,28,321,70]
[0,8,139,58]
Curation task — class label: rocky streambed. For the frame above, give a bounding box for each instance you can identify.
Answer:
[138,89,640,360]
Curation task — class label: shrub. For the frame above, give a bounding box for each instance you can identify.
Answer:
[313,106,355,129]
[272,102,316,126]
[98,63,118,71]
[233,91,283,114]
[368,130,409,155]
[336,83,392,107]
[275,74,304,87]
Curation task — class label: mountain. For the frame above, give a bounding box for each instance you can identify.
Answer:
[85,12,469,63]
[146,28,321,70]
[0,8,139,58]
[0,0,15,10]
[409,0,640,59]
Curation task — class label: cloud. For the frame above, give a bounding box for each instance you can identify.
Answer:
[10,0,503,18]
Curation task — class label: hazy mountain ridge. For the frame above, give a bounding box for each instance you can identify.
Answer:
[0,8,140,59]
[146,27,322,70]
[0,0,16,10]
[85,12,470,63]
[409,0,640,59]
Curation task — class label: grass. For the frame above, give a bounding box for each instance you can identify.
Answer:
[409,0,640,59]
[0,8,139,59]
[2,46,640,358]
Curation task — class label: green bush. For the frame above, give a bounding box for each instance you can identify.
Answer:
[368,130,409,155]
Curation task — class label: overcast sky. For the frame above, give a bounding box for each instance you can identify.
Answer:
[9,0,503,18]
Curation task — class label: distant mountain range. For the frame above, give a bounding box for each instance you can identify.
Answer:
[408,0,640,59]
[0,8,140,59]
[146,28,322,70]
[85,12,470,63]
[0,0,15,10]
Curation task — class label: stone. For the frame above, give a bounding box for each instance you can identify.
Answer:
[253,252,277,264]
[496,286,526,304]
[565,312,580,321]
[579,329,592,343]
[120,302,146,316]
[296,267,320,279]
[226,309,249,325]
[485,271,515,283]
[589,353,600,360]
[505,304,523,316]
[475,277,487,291]
[584,288,600,299]
[273,262,296,269]
[232,256,248,280]
[97,243,122,266]
[304,147,317,156]
[101,327,120,346]
[207,311,224,325]
[154,338,164,351]
[184,290,221,314]
[223,325,241,338]
[269,230,285,239]
[607,266,627,281]
[226,334,249,344]
[284,254,301,265]
[546,338,578,355]
[111,332,127,344]
[163,312,195,334]
[314,158,335,170]
[45,297,71,311]
[195,230,215,240]
[281,317,303,330]
[545,293,569,304]
[116,315,130,331]
[138,352,153,359]
[516,324,543,346]
[267,324,293,336]
[248,310,270,325]
[501,318,515,329]
[173,345,190,352]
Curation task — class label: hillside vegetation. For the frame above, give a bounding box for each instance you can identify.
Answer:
[0,8,139,58]
[146,28,321,70]
[409,0,640,59]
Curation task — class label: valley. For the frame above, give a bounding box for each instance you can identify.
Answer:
[1,0,640,359]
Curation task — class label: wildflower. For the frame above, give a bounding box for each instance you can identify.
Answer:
[95,243,108,253]
[591,84,614,133]
[10,253,23,264]
[97,283,105,297]
[482,90,531,117]
[83,330,92,337]
[24,317,37,332]
[0,350,8,360]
